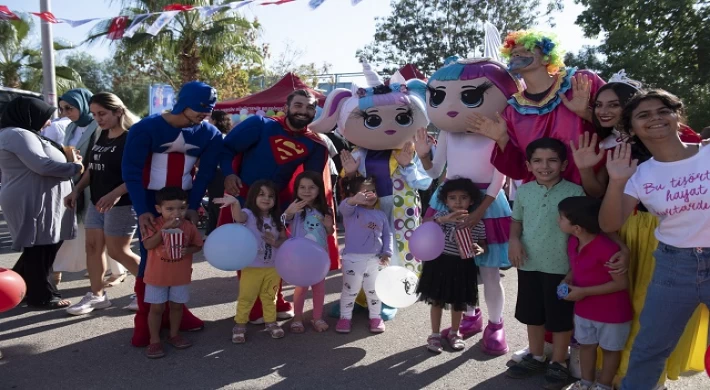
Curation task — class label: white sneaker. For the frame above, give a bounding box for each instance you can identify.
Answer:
[249,317,265,325]
[277,309,294,320]
[66,292,112,315]
[123,297,139,311]
[569,345,582,379]
[511,342,559,363]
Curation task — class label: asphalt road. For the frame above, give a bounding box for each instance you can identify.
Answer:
[0,211,707,390]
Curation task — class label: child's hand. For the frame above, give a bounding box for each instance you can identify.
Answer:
[263,232,277,246]
[284,199,309,217]
[379,255,390,265]
[213,195,239,208]
[473,243,485,256]
[563,285,586,302]
[436,210,468,224]
[162,218,181,230]
[352,191,374,205]
[508,238,527,268]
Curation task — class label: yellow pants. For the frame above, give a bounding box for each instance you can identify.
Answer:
[234,267,281,324]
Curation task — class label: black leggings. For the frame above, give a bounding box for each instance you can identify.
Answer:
[12,242,64,305]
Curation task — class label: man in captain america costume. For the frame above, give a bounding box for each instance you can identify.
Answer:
[218,89,338,324]
[122,81,223,347]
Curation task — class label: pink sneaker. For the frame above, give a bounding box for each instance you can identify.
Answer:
[442,309,483,339]
[336,318,352,333]
[369,318,385,333]
[481,319,508,355]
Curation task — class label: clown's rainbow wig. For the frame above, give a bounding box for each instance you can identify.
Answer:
[500,30,565,74]
[429,56,522,98]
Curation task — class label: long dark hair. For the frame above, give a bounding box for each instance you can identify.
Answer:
[293,171,331,220]
[244,180,284,233]
[436,178,483,212]
[210,110,232,134]
[341,175,376,198]
[592,82,639,140]
[621,89,686,164]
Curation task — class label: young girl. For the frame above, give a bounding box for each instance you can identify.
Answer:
[417,178,486,353]
[336,176,393,334]
[281,171,335,333]
[600,89,710,390]
[214,180,288,343]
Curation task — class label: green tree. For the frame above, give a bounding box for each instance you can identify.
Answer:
[263,41,332,89]
[357,0,563,75]
[87,0,263,91]
[573,0,710,130]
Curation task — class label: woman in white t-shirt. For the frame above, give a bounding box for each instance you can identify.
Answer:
[599,89,710,390]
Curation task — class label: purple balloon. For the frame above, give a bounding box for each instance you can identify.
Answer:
[408,221,445,261]
[274,238,330,287]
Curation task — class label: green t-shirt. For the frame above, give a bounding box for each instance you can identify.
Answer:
[512,179,586,275]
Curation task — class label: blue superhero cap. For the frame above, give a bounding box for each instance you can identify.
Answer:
[171,81,217,115]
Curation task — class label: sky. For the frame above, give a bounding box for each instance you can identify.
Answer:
[5,0,601,78]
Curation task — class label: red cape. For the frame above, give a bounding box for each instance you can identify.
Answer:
[216,117,340,271]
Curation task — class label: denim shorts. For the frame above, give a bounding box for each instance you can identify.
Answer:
[144,284,190,304]
[84,203,138,237]
[574,314,631,351]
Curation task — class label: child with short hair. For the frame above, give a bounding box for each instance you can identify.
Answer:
[506,138,586,388]
[557,196,632,390]
[336,175,393,334]
[142,187,203,359]
[417,178,486,353]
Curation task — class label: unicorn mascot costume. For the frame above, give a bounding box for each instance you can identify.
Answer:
[415,22,523,355]
[311,61,432,320]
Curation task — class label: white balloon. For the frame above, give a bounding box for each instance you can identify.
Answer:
[374,266,420,308]
[203,224,258,271]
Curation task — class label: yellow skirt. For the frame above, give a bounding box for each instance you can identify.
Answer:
[605,211,709,385]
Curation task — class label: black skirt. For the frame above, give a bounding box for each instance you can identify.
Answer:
[416,252,479,311]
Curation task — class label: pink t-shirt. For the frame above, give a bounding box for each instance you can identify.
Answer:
[568,234,632,324]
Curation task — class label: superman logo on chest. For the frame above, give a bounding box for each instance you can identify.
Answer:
[269,136,308,165]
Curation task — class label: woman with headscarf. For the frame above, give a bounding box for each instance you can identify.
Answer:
[0,97,83,308]
[54,89,128,281]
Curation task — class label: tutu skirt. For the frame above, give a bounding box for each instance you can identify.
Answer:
[416,253,479,311]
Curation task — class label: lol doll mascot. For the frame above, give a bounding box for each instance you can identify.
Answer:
[416,56,523,355]
[311,62,433,320]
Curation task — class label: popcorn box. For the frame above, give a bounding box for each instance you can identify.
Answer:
[162,228,184,260]
[455,227,475,259]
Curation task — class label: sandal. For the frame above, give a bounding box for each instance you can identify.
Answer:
[167,334,192,349]
[266,323,285,339]
[146,343,165,359]
[447,331,466,351]
[232,325,246,344]
[290,321,305,334]
[311,319,329,333]
[104,272,127,287]
[427,334,443,354]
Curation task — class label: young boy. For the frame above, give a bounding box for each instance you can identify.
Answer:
[142,187,203,359]
[506,138,586,388]
[558,196,632,390]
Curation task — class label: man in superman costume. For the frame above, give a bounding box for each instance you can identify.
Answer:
[218,89,339,323]
[123,81,223,347]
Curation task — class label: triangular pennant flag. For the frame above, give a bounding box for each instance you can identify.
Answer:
[0,5,20,20]
[309,0,327,9]
[107,16,129,40]
[163,4,194,12]
[146,10,180,36]
[198,5,224,18]
[123,14,151,38]
[261,0,295,5]
[58,18,101,28]
[31,11,60,23]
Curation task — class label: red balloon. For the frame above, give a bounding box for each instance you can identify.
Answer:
[0,268,26,312]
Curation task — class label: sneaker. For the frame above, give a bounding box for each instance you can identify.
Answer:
[544,361,571,389]
[249,317,265,325]
[277,309,294,320]
[123,297,139,311]
[506,354,547,379]
[335,318,352,333]
[564,381,591,390]
[66,292,112,316]
[369,318,385,333]
[511,342,562,363]
[145,342,165,359]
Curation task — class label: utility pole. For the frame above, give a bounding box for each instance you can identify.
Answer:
[39,0,57,118]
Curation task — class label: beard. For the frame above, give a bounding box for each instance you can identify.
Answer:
[286,110,314,130]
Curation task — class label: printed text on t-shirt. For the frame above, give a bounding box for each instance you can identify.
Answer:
[642,169,710,216]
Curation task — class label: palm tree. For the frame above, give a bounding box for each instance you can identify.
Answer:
[86,0,263,88]
[0,15,83,93]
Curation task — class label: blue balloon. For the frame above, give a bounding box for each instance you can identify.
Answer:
[203,224,258,271]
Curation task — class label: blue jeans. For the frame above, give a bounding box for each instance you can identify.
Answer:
[621,243,710,390]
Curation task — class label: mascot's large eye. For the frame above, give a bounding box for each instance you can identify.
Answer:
[364,114,382,129]
[429,89,446,107]
[395,112,413,126]
[460,82,493,108]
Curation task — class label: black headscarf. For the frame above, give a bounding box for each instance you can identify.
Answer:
[1,96,56,132]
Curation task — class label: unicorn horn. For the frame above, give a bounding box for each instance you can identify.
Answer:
[360,58,383,87]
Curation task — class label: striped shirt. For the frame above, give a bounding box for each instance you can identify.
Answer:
[434,211,486,258]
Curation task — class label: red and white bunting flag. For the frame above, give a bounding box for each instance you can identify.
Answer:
[455,227,476,259]
[31,11,59,23]
[163,4,194,12]
[0,5,19,20]
[107,16,129,40]
[58,18,101,28]
[146,10,180,36]
[123,14,150,38]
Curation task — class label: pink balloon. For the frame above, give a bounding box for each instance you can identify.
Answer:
[274,238,330,287]
[408,221,445,261]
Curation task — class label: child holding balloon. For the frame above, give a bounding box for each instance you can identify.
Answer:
[214,180,288,343]
[281,171,335,334]
[416,178,487,353]
[336,176,392,334]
